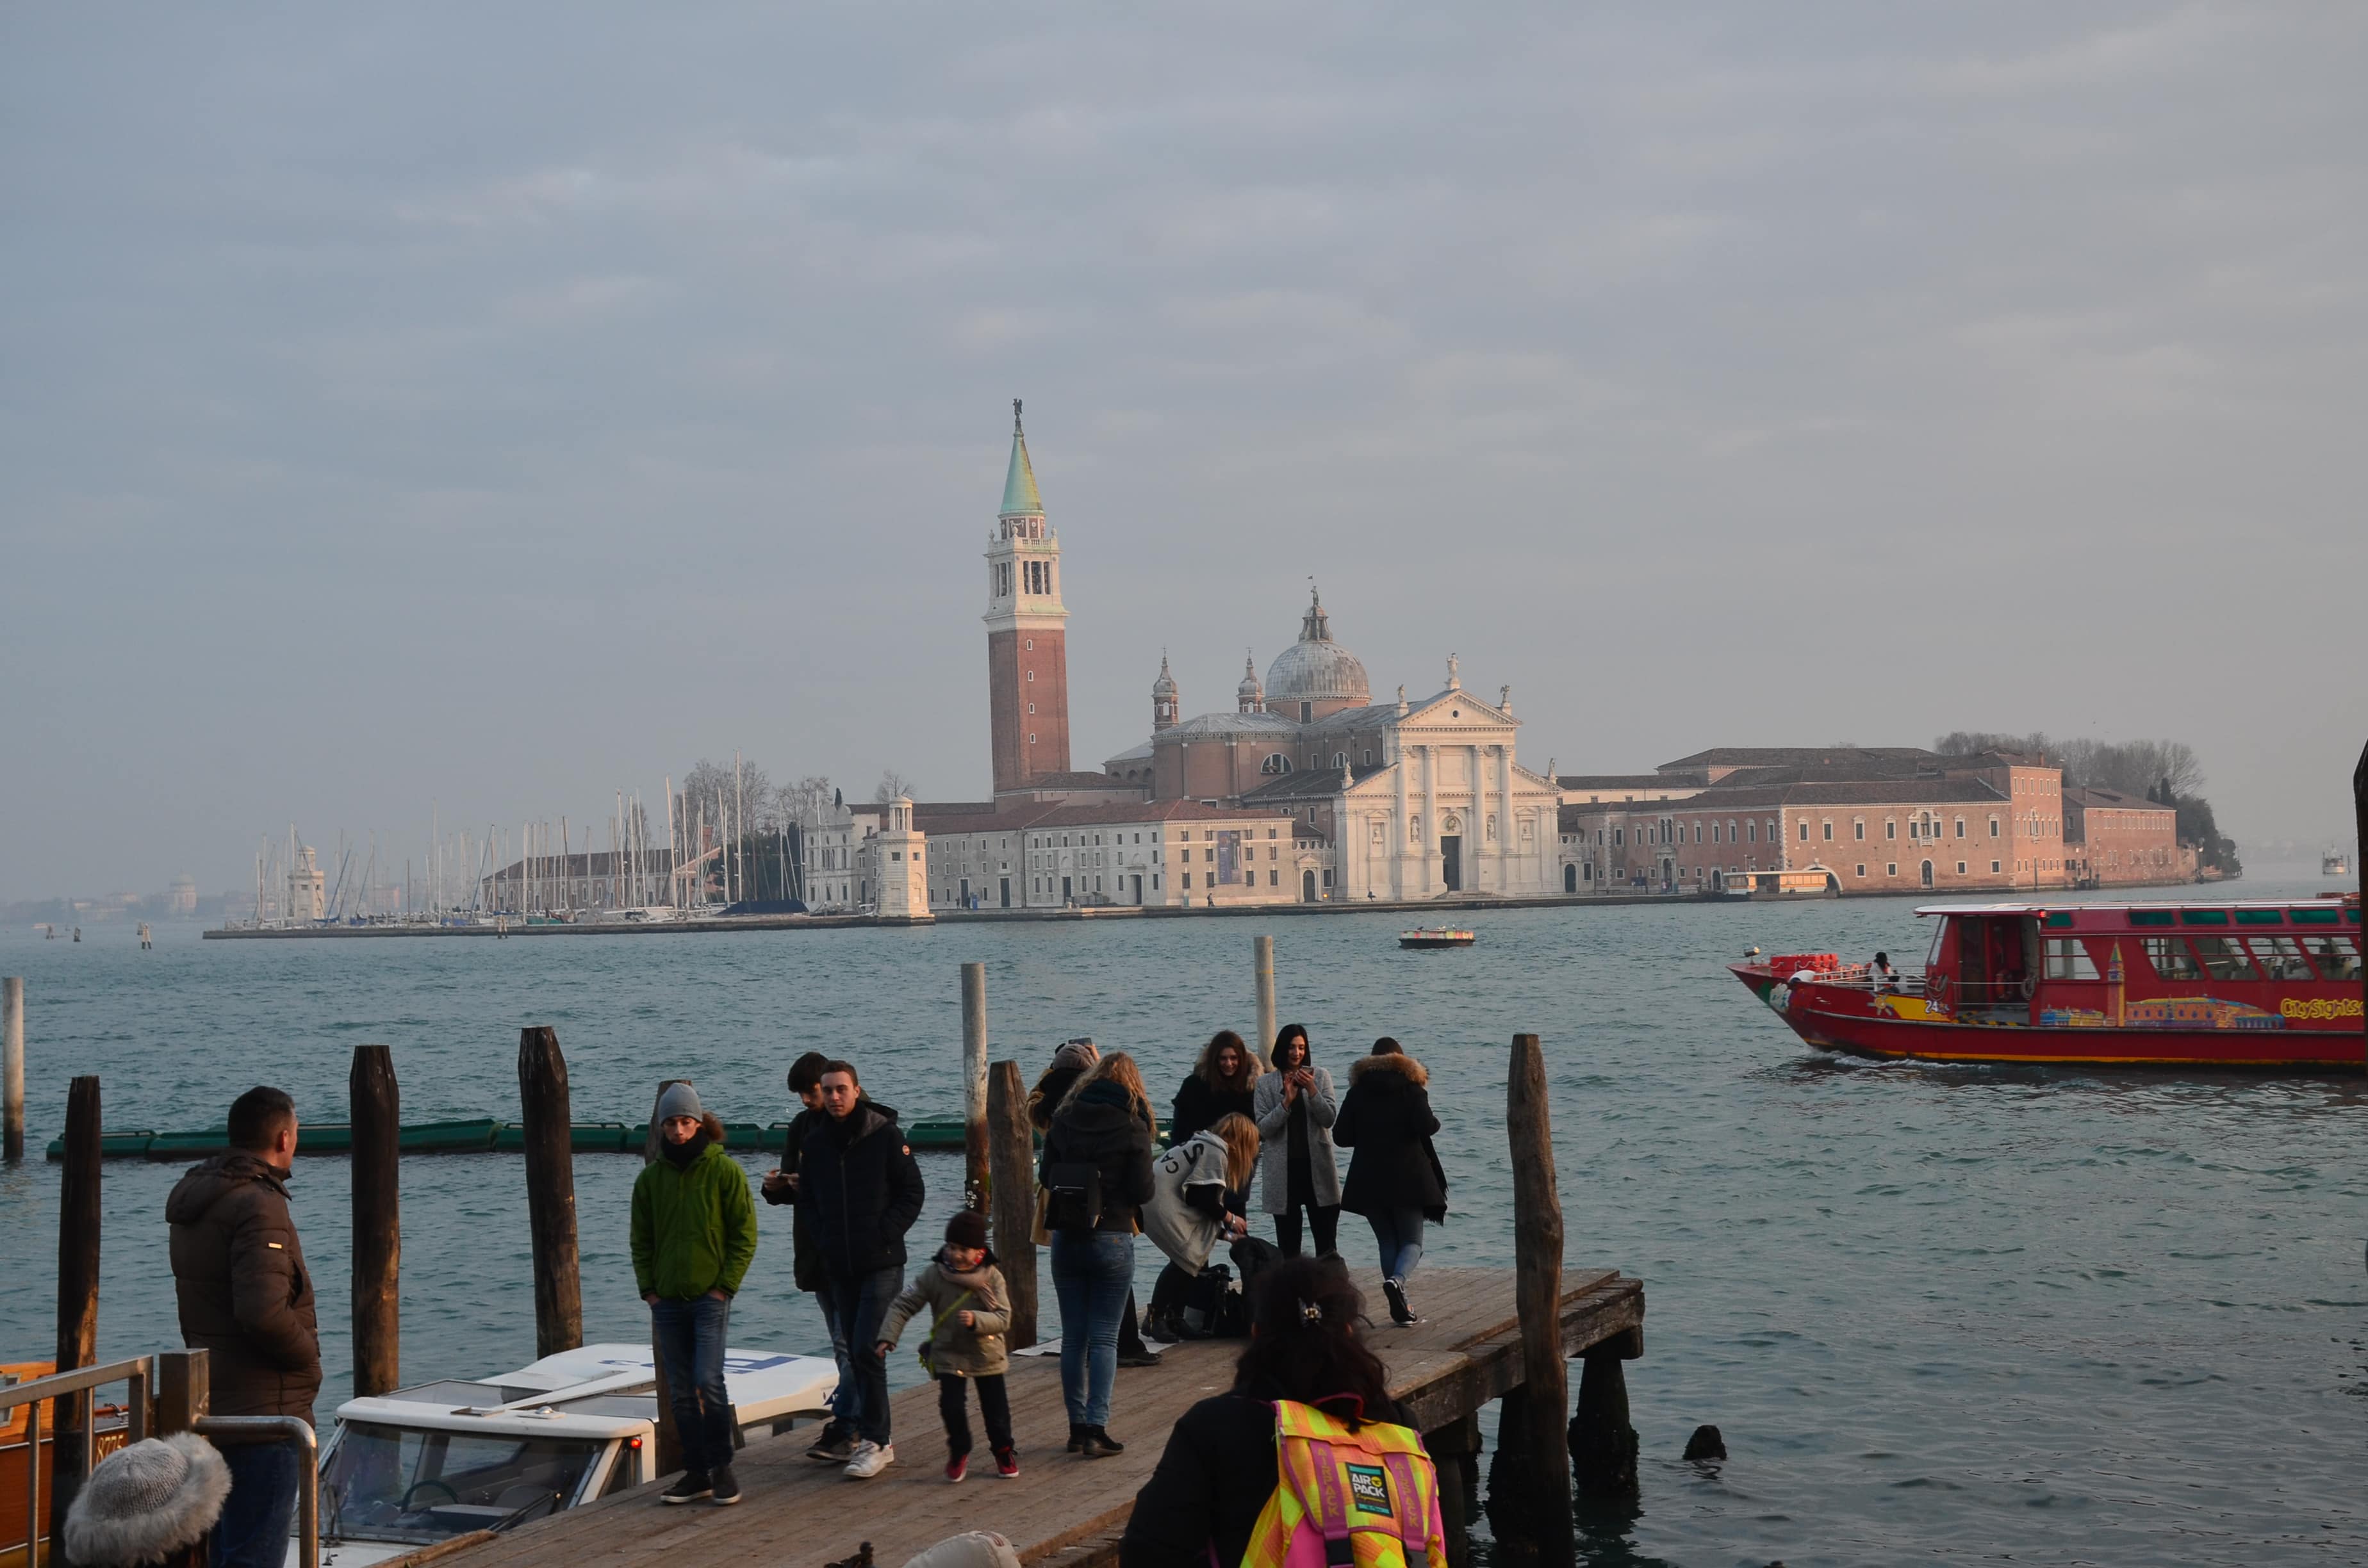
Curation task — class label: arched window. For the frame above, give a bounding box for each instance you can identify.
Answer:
[1333,752,1348,768]
[1260,754,1293,774]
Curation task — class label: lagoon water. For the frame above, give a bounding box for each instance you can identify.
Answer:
[2,880,2362,1565]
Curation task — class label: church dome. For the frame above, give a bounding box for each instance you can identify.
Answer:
[1264,589,1369,706]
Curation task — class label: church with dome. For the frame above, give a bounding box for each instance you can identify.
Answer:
[1098,587,1565,901]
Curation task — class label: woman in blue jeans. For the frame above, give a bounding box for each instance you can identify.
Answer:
[1039,1052,1157,1458]
[1330,1037,1447,1328]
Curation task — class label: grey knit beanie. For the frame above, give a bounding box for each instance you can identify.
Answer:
[63,1434,231,1567]
[657,1082,703,1122]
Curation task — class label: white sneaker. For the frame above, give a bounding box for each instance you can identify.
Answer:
[843,1441,894,1480]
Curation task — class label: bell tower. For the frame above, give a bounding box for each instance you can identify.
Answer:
[983,400,1071,792]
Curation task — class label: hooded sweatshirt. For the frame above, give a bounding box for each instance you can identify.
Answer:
[1141,1131,1243,1276]
[878,1247,1013,1377]
[631,1114,759,1300]
[166,1153,322,1429]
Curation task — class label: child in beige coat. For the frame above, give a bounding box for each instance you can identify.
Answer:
[878,1210,1015,1482]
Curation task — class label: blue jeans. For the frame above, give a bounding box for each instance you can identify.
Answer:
[814,1286,853,1434]
[651,1294,734,1476]
[818,1266,901,1444]
[1051,1230,1135,1428]
[1368,1207,1426,1283]
[213,1438,302,1568]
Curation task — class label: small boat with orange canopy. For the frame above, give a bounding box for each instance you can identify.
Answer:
[1730,893,2362,1070]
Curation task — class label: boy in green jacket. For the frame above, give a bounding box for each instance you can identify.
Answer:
[632,1083,757,1505]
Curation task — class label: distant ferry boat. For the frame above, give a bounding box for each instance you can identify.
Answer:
[2327,847,2351,876]
[1400,926,1476,949]
[1730,894,2363,1070]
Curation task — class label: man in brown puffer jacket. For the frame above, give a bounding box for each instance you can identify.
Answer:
[167,1086,320,1568]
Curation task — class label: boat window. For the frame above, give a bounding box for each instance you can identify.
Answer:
[2233,909,2283,926]
[2301,934,2361,983]
[2127,910,2174,927]
[1924,917,1950,972]
[2178,909,2230,926]
[2140,937,2202,981]
[2043,938,2098,980]
[2043,911,2073,928]
[2186,936,2260,983]
[2247,936,2315,981]
[2289,907,2339,926]
[321,1422,599,1544]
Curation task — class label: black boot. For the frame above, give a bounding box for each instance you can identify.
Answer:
[1080,1426,1125,1459]
[1067,1423,1086,1453]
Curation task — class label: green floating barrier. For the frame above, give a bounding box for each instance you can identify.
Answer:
[904,1118,967,1151]
[299,1123,354,1155]
[572,1122,630,1153]
[721,1122,767,1151]
[146,1129,232,1160]
[397,1118,500,1153]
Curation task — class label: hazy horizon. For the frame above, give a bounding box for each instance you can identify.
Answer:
[4,5,2364,901]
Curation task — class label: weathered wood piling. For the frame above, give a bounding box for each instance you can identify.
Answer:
[1503,1032,1574,1567]
[518,1027,584,1359]
[985,1059,1039,1348]
[962,962,989,1211]
[350,1044,402,1396]
[1254,933,1277,1060]
[53,1075,102,1528]
[2,976,22,1163]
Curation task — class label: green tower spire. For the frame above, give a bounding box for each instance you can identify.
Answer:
[1001,397,1043,516]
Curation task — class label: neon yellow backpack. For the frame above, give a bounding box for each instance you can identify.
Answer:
[1238,1400,1448,1568]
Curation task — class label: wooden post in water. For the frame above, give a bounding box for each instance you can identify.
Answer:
[2,976,22,1163]
[53,1075,102,1530]
[350,1045,402,1397]
[985,1061,1037,1349]
[1253,935,1276,1064]
[518,1027,584,1358]
[961,963,989,1211]
[1505,1034,1573,1568]
[1569,1328,1643,1497]
[642,1079,686,1476]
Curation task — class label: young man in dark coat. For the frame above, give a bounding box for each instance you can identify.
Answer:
[761,1050,866,1460]
[166,1086,320,1568]
[794,1060,925,1479]
[1330,1037,1447,1327]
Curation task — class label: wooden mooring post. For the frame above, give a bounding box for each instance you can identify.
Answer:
[2,976,22,1163]
[962,963,990,1211]
[519,1027,584,1359]
[53,1074,102,1529]
[985,1059,1038,1348]
[1499,1033,1575,1568]
[350,1044,402,1396]
[1253,935,1277,1063]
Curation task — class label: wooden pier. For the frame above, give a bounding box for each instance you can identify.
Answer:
[430,1267,1643,1568]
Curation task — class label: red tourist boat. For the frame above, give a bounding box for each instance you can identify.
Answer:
[1730,893,2364,1070]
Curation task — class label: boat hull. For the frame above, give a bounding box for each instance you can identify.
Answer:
[1729,963,2365,1070]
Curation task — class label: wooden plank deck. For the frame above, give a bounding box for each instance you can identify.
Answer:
[437,1268,1642,1568]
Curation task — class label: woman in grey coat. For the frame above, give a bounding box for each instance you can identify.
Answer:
[1253,1023,1341,1257]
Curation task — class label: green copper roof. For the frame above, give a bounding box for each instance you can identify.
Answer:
[1001,427,1042,516]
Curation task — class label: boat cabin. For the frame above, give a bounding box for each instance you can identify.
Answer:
[1918,897,2363,1030]
[308,1344,834,1568]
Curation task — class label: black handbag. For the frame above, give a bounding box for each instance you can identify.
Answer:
[1042,1161,1104,1232]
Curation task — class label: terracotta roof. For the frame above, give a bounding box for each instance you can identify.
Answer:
[2064,785,2158,810]
[921,799,1297,837]
[1780,779,2007,806]
[1015,771,1145,791]
[1658,746,1937,772]
[1237,763,1386,803]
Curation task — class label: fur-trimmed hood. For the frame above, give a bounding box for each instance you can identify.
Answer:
[63,1433,231,1566]
[1348,1052,1427,1089]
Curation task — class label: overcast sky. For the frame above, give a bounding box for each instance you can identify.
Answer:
[4,4,2363,899]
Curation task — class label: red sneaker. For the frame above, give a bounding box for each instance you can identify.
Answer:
[993,1448,1019,1479]
[944,1453,967,1483]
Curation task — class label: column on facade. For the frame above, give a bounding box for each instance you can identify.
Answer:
[1497,745,1515,890]
[1393,746,1411,900]
[1422,745,1438,894]
[1468,742,1486,894]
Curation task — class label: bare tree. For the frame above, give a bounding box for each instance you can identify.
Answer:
[873,768,915,805]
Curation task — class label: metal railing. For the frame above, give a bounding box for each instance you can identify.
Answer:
[0,1355,315,1568]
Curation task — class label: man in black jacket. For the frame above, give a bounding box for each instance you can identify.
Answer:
[761,1051,859,1460]
[794,1060,925,1479]
[167,1086,320,1568]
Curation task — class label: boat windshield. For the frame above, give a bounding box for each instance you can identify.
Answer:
[322,1421,599,1544]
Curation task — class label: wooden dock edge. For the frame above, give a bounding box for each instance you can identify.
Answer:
[1023,1271,1643,1568]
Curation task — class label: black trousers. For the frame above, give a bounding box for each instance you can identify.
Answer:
[1119,1287,1150,1357]
[1274,1202,1340,1258]
[937,1372,1013,1457]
